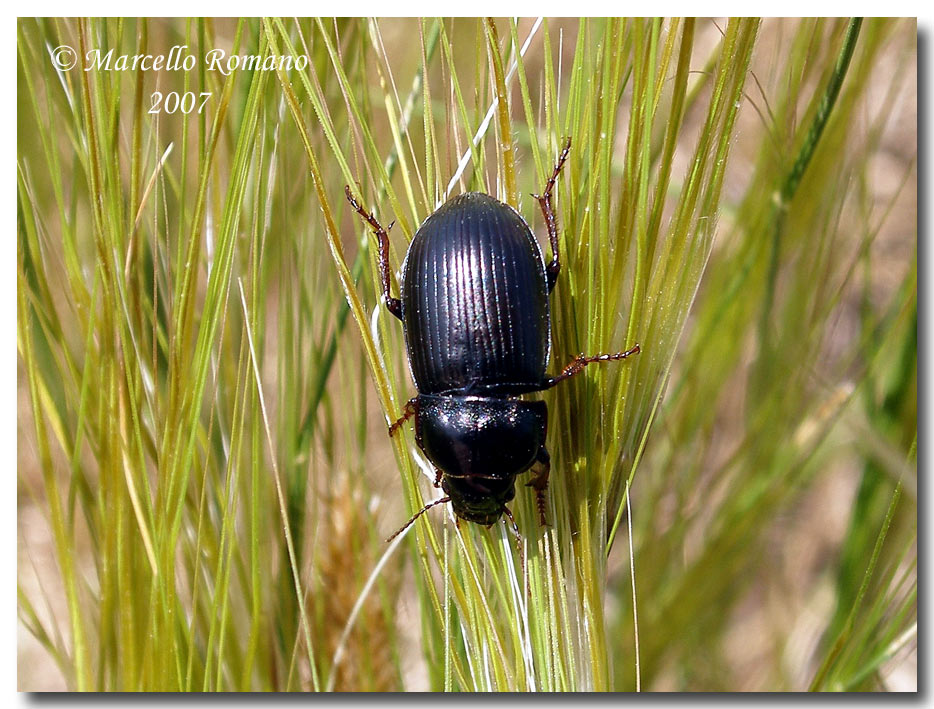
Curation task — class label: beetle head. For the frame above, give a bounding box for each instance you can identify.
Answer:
[441,474,515,525]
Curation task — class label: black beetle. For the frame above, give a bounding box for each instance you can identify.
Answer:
[346,139,639,539]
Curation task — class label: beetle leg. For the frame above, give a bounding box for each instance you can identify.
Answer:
[345,185,403,320]
[532,137,572,293]
[433,468,443,488]
[526,447,551,526]
[502,506,523,560]
[388,397,418,437]
[543,344,641,389]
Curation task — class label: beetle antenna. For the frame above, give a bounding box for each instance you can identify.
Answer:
[386,496,451,544]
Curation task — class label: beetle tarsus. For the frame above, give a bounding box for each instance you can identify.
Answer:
[544,344,641,389]
[535,137,572,294]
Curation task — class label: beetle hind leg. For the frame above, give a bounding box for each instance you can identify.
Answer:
[526,447,551,527]
[345,185,403,320]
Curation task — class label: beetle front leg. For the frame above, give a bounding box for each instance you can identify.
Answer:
[533,137,572,293]
[526,447,551,527]
[345,185,403,320]
[543,344,641,389]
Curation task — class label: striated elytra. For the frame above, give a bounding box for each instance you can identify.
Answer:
[346,138,640,539]
[403,192,551,397]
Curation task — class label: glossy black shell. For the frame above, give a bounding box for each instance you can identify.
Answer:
[400,192,550,395]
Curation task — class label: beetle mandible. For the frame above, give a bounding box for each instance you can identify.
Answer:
[346,139,640,540]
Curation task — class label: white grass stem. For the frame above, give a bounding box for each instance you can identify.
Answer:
[501,526,536,689]
[626,481,641,691]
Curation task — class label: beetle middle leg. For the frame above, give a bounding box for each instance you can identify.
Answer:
[533,137,572,293]
[526,447,551,526]
[388,397,418,437]
[345,185,403,320]
[543,344,641,389]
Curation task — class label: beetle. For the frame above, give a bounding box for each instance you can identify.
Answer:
[345,139,639,540]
